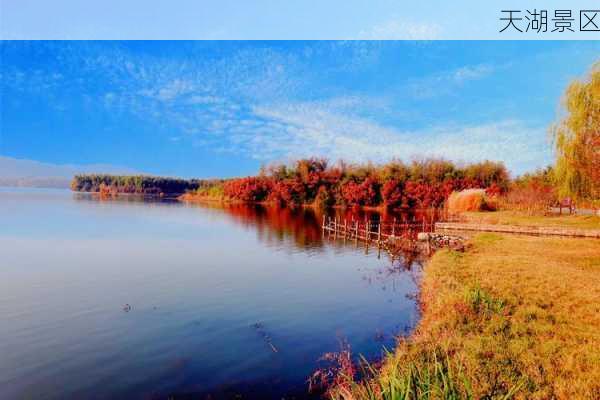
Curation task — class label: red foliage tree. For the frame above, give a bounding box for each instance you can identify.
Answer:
[341,177,379,207]
[221,158,510,209]
[314,185,335,208]
[268,178,306,206]
[485,182,502,197]
[381,179,404,209]
[224,177,271,202]
[402,180,439,208]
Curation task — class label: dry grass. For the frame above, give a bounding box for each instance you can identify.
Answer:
[447,190,496,215]
[330,233,600,400]
[462,211,600,231]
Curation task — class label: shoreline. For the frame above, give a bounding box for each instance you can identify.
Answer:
[177,192,426,213]
[328,228,600,399]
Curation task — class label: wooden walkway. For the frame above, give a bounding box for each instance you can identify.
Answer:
[435,222,600,238]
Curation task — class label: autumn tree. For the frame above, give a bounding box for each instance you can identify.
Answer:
[552,62,600,204]
[381,179,404,209]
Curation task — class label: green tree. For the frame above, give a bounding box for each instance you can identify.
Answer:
[552,62,600,204]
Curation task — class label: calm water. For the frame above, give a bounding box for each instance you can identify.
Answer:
[0,188,423,400]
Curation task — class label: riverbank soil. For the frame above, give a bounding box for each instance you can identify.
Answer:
[332,233,600,399]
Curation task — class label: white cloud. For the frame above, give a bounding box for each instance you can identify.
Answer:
[86,50,546,174]
[235,101,551,174]
[404,63,496,99]
[452,64,494,83]
[1,42,553,175]
[138,79,196,102]
[187,95,223,105]
[358,19,442,39]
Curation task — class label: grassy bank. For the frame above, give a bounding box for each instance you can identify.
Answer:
[461,211,600,231]
[330,233,600,399]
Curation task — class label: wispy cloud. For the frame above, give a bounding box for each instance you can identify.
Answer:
[357,19,442,39]
[1,42,553,174]
[140,78,196,101]
[403,63,497,99]
[452,64,495,83]
[235,101,551,173]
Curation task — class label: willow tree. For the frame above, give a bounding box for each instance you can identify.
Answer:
[552,62,600,205]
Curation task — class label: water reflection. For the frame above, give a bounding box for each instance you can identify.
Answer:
[180,201,439,251]
[1,190,425,400]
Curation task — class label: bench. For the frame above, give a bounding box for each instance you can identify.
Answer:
[558,197,575,215]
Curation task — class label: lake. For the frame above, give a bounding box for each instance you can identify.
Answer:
[0,188,423,399]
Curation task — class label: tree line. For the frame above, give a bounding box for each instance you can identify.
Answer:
[219,158,509,209]
[70,174,224,195]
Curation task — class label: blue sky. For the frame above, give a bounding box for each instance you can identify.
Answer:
[2,1,600,40]
[1,41,599,178]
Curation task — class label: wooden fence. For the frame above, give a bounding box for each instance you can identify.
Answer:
[321,216,436,257]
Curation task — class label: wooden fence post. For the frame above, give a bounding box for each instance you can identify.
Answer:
[333,217,337,239]
[365,222,369,254]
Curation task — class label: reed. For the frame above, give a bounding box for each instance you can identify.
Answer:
[328,349,476,400]
[327,233,600,399]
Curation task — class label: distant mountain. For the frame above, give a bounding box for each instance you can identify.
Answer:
[0,176,72,189]
[0,156,142,189]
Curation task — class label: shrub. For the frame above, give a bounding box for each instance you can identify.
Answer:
[195,183,225,199]
[381,179,404,209]
[340,177,379,207]
[498,167,557,214]
[223,177,271,202]
[314,185,335,209]
[403,180,450,209]
[268,178,306,206]
[447,189,496,214]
